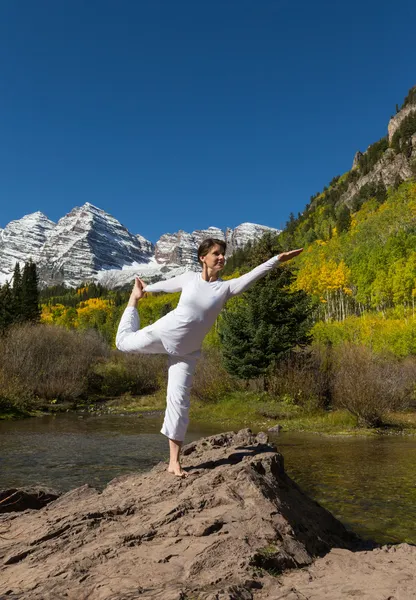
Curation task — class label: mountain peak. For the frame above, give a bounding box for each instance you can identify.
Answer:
[0,205,280,287]
[81,202,102,211]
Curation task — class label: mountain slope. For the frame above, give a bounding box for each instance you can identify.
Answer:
[0,203,279,287]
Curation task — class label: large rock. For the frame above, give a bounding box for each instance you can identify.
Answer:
[0,430,413,600]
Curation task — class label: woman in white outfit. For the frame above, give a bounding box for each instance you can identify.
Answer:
[116,239,302,477]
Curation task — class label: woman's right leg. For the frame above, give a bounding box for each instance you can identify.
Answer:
[116,306,166,354]
[162,355,198,477]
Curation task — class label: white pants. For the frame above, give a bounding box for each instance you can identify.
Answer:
[116,308,198,442]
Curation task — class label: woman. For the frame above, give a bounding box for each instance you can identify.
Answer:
[116,238,302,477]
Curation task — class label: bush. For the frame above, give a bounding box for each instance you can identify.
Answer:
[331,343,416,427]
[88,352,165,397]
[192,348,238,402]
[0,323,109,407]
[266,347,332,411]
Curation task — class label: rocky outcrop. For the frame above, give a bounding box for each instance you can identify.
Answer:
[339,99,416,208]
[341,148,413,208]
[2,429,413,600]
[352,150,363,169]
[388,103,416,142]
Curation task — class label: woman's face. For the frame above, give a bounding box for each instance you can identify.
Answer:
[201,244,225,271]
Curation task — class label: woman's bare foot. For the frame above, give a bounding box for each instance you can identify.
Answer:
[167,462,188,478]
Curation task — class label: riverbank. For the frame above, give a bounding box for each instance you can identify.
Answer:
[3,390,416,435]
[100,390,416,435]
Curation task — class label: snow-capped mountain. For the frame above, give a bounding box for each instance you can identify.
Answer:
[0,203,280,287]
[36,203,153,286]
[0,212,56,275]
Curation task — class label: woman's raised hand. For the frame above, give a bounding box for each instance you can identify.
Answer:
[129,276,146,304]
[278,248,303,262]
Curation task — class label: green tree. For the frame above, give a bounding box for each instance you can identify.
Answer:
[21,261,41,323]
[219,266,312,380]
[11,262,23,323]
[336,205,351,234]
[0,281,14,331]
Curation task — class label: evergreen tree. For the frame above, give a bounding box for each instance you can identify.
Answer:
[21,260,41,323]
[0,281,14,332]
[11,262,23,323]
[336,205,351,233]
[219,266,312,380]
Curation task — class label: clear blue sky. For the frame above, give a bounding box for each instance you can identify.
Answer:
[0,0,415,242]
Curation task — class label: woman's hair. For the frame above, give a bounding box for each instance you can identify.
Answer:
[197,238,227,262]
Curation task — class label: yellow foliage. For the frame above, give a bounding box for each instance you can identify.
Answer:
[312,312,416,357]
[295,252,351,301]
[77,298,111,312]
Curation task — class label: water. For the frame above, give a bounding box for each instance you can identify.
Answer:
[1,413,415,544]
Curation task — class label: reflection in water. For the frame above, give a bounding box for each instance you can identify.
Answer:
[273,433,416,544]
[0,414,415,544]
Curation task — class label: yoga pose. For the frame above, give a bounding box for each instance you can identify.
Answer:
[116,239,302,477]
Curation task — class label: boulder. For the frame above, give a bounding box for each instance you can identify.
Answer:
[0,429,413,599]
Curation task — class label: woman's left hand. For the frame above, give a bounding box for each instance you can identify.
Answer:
[278,248,303,262]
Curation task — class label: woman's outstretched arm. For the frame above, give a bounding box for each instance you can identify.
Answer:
[226,248,303,298]
[144,271,195,293]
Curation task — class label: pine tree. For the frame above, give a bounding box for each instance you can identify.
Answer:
[11,262,23,323]
[0,281,14,331]
[21,260,41,323]
[219,266,312,380]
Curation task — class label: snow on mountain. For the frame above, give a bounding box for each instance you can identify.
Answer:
[0,212,56,275]
[191,227,225,247]
[154,231,198,266]
[226,223,277,254]
[37,203,153,286]
[0,203,280,288]
[152,223,277,268]
[97,260,190,289]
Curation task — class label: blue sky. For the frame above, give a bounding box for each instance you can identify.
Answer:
[0,0,415,242]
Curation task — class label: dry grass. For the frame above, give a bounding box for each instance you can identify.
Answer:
[0,323,109,407]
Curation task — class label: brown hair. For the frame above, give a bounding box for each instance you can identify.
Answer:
[197,238,227,263]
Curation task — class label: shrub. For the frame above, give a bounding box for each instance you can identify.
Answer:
[266,346,332,411]
[331,343,416,427]
[192,348,238,403]
[88,352,165,397]
[0,323,109,406]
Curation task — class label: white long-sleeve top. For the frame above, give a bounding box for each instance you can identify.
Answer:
[132,255,281,356]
